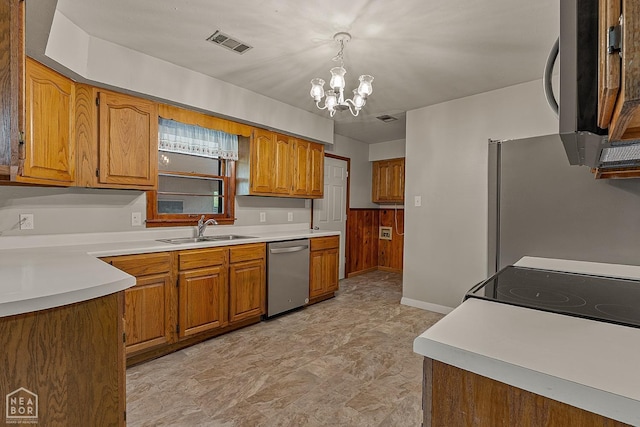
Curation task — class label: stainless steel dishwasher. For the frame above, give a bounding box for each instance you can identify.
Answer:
[266,239,310,318]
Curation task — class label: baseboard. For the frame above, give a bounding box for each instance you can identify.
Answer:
[346,267,378,278]
[400,297,454,315]
[378,266,402,273]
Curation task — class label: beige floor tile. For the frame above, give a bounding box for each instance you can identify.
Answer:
[126,270,443,426]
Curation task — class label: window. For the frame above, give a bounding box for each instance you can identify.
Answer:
[146,118,238,227]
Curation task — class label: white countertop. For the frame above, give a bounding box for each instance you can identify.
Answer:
[0,224,339,318]
[413,256,640,425]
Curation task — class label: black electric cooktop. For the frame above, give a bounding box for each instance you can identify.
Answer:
[465,266,640,329]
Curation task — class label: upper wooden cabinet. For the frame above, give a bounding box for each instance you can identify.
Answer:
[0,0,23,181]
[237,128,324,198]
[372,158,405,204]
[18,58,76,185]
[598,0,640,141]
[76,85,158,189]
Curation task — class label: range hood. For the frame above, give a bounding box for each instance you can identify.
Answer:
[557,0,640,170]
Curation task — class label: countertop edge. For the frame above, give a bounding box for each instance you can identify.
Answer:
[413,336,640,425]
[0,229,340,317]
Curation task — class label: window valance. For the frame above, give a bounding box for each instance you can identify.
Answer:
[158,118,239,160]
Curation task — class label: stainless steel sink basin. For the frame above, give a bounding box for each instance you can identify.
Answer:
[208,235,255,240]
[157,235,255,244]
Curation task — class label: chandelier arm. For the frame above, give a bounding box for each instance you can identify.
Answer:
[343,99,361,117]
[315,100,328,111]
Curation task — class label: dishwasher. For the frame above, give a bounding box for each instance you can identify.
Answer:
[266,239,310,318]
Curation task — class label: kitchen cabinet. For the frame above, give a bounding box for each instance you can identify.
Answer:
[0,0,23,181]
[19,57,76,185]
[76,84,158,189]
[309,236,340,303]
[0,291,126,426]
[423,359,630,426]
[595,0,640,178]
[102,252,175,356]
[372,158,405,204]
[237,128,324,198]
[177,248,229,338]
[292,138,325,197]
[229,243,266,323]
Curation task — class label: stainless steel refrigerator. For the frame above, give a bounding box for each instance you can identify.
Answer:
[488,135,640,274]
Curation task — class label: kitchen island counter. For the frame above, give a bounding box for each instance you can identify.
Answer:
[413,257,640,426]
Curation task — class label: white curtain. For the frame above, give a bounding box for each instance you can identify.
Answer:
[158,118,239,160]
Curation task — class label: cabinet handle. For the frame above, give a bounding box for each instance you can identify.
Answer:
[269,245,308,254]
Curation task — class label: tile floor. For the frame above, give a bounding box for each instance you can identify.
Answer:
[126,270,444,426]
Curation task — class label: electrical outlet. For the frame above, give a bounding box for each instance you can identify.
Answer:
[414,196,422,207]
[131,212,142,226]
[259,212,266,223]
[287,212,293,222]
[19,214,34,230]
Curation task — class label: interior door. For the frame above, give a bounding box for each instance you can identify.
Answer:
[312,156,348,279]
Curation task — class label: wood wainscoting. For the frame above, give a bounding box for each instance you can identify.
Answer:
[347,208,404,277]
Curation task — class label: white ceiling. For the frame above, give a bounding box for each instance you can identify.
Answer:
[52,0,559,144]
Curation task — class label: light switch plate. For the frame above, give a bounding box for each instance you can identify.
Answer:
[414,196,422,207]
[260,212,266,223]
[287,212,293,222]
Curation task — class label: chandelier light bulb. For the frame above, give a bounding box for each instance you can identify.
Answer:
[310,78,325,101]
[357,75,374,97]
[329,67,346,90]
[309,32,373,118]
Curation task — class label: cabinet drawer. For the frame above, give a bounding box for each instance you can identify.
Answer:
[230,243,266,263]
[310,236,339,251]
[178,248,228,270]
[106,252,172,276]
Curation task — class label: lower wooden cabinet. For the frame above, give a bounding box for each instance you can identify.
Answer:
[104,243,267,365]
[177,247,229,338]
[102,252,174,356]
[424,359,630,427]
[229,243,266,323]
[309,236,340,302]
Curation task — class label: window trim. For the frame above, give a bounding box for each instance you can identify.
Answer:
[146,161,236,227]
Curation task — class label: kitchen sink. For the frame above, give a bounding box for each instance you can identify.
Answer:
[208,235,256,240]
[157,235,255,244]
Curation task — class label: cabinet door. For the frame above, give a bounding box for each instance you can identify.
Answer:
[250,128,275,193]
[124,273,172,355]
[309,142,324,197]
[273,133,292,194]
[229,258,265,323]
[372,158,405,203]
[21,58,75,185]
[323,248,340,292]
[98,91,158,188]
[309,250,326,298]
[178,266,228,338]
[291,139,310,196]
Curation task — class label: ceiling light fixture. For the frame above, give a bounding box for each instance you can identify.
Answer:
[310,32,373,117]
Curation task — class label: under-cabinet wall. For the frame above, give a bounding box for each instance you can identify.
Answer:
[0,187,311,236]
[347,208,404,276]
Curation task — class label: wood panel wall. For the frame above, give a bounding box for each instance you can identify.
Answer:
[378,208,404,272]
[347,208,404,276]
[347,209,379,275]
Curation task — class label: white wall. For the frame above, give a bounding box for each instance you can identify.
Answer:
[369,139,406,161]
[326,134,377,209]
[43,11,334,145]
[402,79,558,312]
[0,187,311,236]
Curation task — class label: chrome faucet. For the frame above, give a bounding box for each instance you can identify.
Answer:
[197,215,218,237]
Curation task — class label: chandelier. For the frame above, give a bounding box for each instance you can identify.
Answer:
[310,32,374,117]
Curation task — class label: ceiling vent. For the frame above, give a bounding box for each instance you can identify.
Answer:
[376,114,398,123]
[206,30,252,54]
